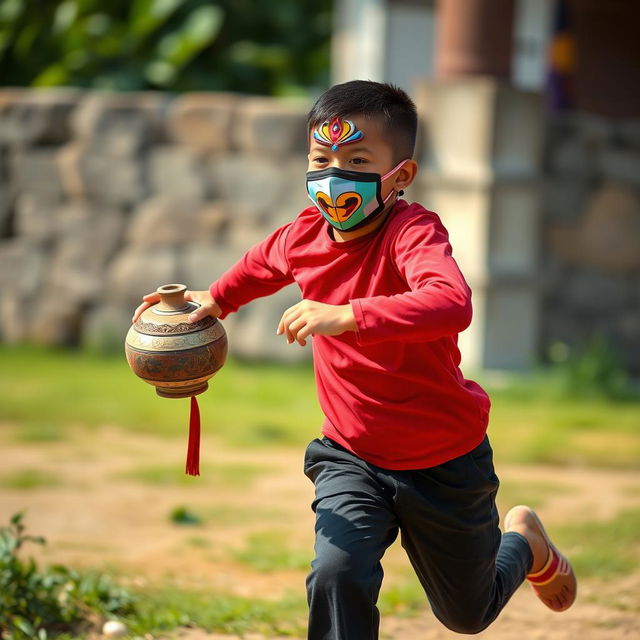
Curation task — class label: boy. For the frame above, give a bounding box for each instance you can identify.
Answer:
[134,81,576,638]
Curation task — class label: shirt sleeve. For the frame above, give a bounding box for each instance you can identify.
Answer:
[351,216,472,345]
[209,223,295,318]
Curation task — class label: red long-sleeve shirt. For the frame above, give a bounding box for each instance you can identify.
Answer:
[210,200,490,469]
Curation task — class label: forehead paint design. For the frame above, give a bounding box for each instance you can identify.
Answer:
[313,117,364,152]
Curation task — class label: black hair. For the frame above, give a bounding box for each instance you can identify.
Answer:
[307,80,418,162]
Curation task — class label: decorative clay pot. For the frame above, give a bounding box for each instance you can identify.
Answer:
[125,284,227,399]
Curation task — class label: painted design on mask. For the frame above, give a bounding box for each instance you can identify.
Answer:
[313,117,363,152]
[315,191,363,223]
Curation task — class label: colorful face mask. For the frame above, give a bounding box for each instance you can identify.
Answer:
[306,160,408,231]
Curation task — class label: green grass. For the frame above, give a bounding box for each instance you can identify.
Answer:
[201,504,289,526]
[496,479,575,511]
[0,468,64,490]
[12,421,69,443]
[233,530,313,573]
[126,585,307,637]
[553,509,640,579]
[479,370,640,468]
[0,345,321,448]
[378,574,426,617]
[119,460,272,488]
[1,345,638,468]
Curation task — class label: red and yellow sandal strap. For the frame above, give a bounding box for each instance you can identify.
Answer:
[527,546,569,587]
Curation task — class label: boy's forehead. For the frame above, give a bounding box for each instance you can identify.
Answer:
[308,114,388,150]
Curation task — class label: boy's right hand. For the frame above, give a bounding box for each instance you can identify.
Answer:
[131,290,222,324]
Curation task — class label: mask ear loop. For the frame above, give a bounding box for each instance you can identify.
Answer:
[381,159,409,203]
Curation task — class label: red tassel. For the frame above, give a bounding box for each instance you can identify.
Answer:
[186,395,201,476]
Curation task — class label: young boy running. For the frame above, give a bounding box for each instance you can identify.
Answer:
[134,80,576,638]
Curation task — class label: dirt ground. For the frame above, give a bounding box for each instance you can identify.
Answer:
[0,423,638,640]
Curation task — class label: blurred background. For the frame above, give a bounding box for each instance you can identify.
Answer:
[0,0,638,374]
[0,1,639,639]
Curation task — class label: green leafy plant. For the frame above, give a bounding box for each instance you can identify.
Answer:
[170,505,203,525]
[0,0,332,95]
[0,513,136,639]
[546,334,637,401]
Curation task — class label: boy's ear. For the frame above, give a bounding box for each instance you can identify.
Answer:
[394,160,418,191]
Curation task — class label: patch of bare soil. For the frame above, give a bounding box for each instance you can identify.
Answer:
[0,424,638,639]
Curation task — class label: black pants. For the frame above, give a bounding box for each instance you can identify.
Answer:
[303,436,532,639]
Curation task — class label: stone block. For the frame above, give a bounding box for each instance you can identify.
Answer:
[563,270,628,314]
[548,135,596,178]
[0,239,49,298]
[549,183,640,274]
[0,185,10,237]
[179,242,247,291]
[597,148,640,187]
[14,194,59,243]
[574,112,615,146]
[230,284,310,363]
[415,78,544,180]
[149,147,209,202]
[68,150,148,207]
[28,291,83,346]
[209,155,306,222]
[464,283,539,370]
[127,197,226,248]
[0,251,81,344]
[0,231,48,343]
[542,177,589,222]
[615,119,640,148]
[71,92,171,155]
[106,246,181,308]
[0,88,26,111]
[0,88,81,145]
[48,204,126,304]
[166,93,238,153]
[615,309,640,351]
[10,149,66,201]
[82,303,133,353]
[0,290,28,343]
[233,97,310,157]
[226,220,278,252]
[487,182,540,278]
[56,143,86,200]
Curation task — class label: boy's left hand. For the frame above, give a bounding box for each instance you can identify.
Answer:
[277,300,356,346]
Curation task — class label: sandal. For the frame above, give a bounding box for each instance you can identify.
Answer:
[506,506,577,612]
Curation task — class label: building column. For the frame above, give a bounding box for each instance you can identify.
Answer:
[415,79,544,371]
[415,1,543,370]
[435,0,515,79]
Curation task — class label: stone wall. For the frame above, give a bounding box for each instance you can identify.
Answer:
[541,113,640,370]
[0,87,639,371]
[0,88,313,362]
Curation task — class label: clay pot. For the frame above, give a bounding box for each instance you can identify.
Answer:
[125,284,227,398]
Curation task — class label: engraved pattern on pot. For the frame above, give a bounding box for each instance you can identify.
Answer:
[135,316,216,336]
[126,342,226,383]
[126,324,225,352]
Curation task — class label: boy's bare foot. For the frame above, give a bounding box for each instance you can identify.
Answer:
[504,505,577,612]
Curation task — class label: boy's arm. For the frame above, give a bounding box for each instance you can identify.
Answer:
[209,223,295,318]
[351,217,472,345]
[131,224,294,324]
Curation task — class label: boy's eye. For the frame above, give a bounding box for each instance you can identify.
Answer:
[351,158,367,165]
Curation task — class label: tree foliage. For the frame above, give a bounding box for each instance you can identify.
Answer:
[0,0,333,95]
